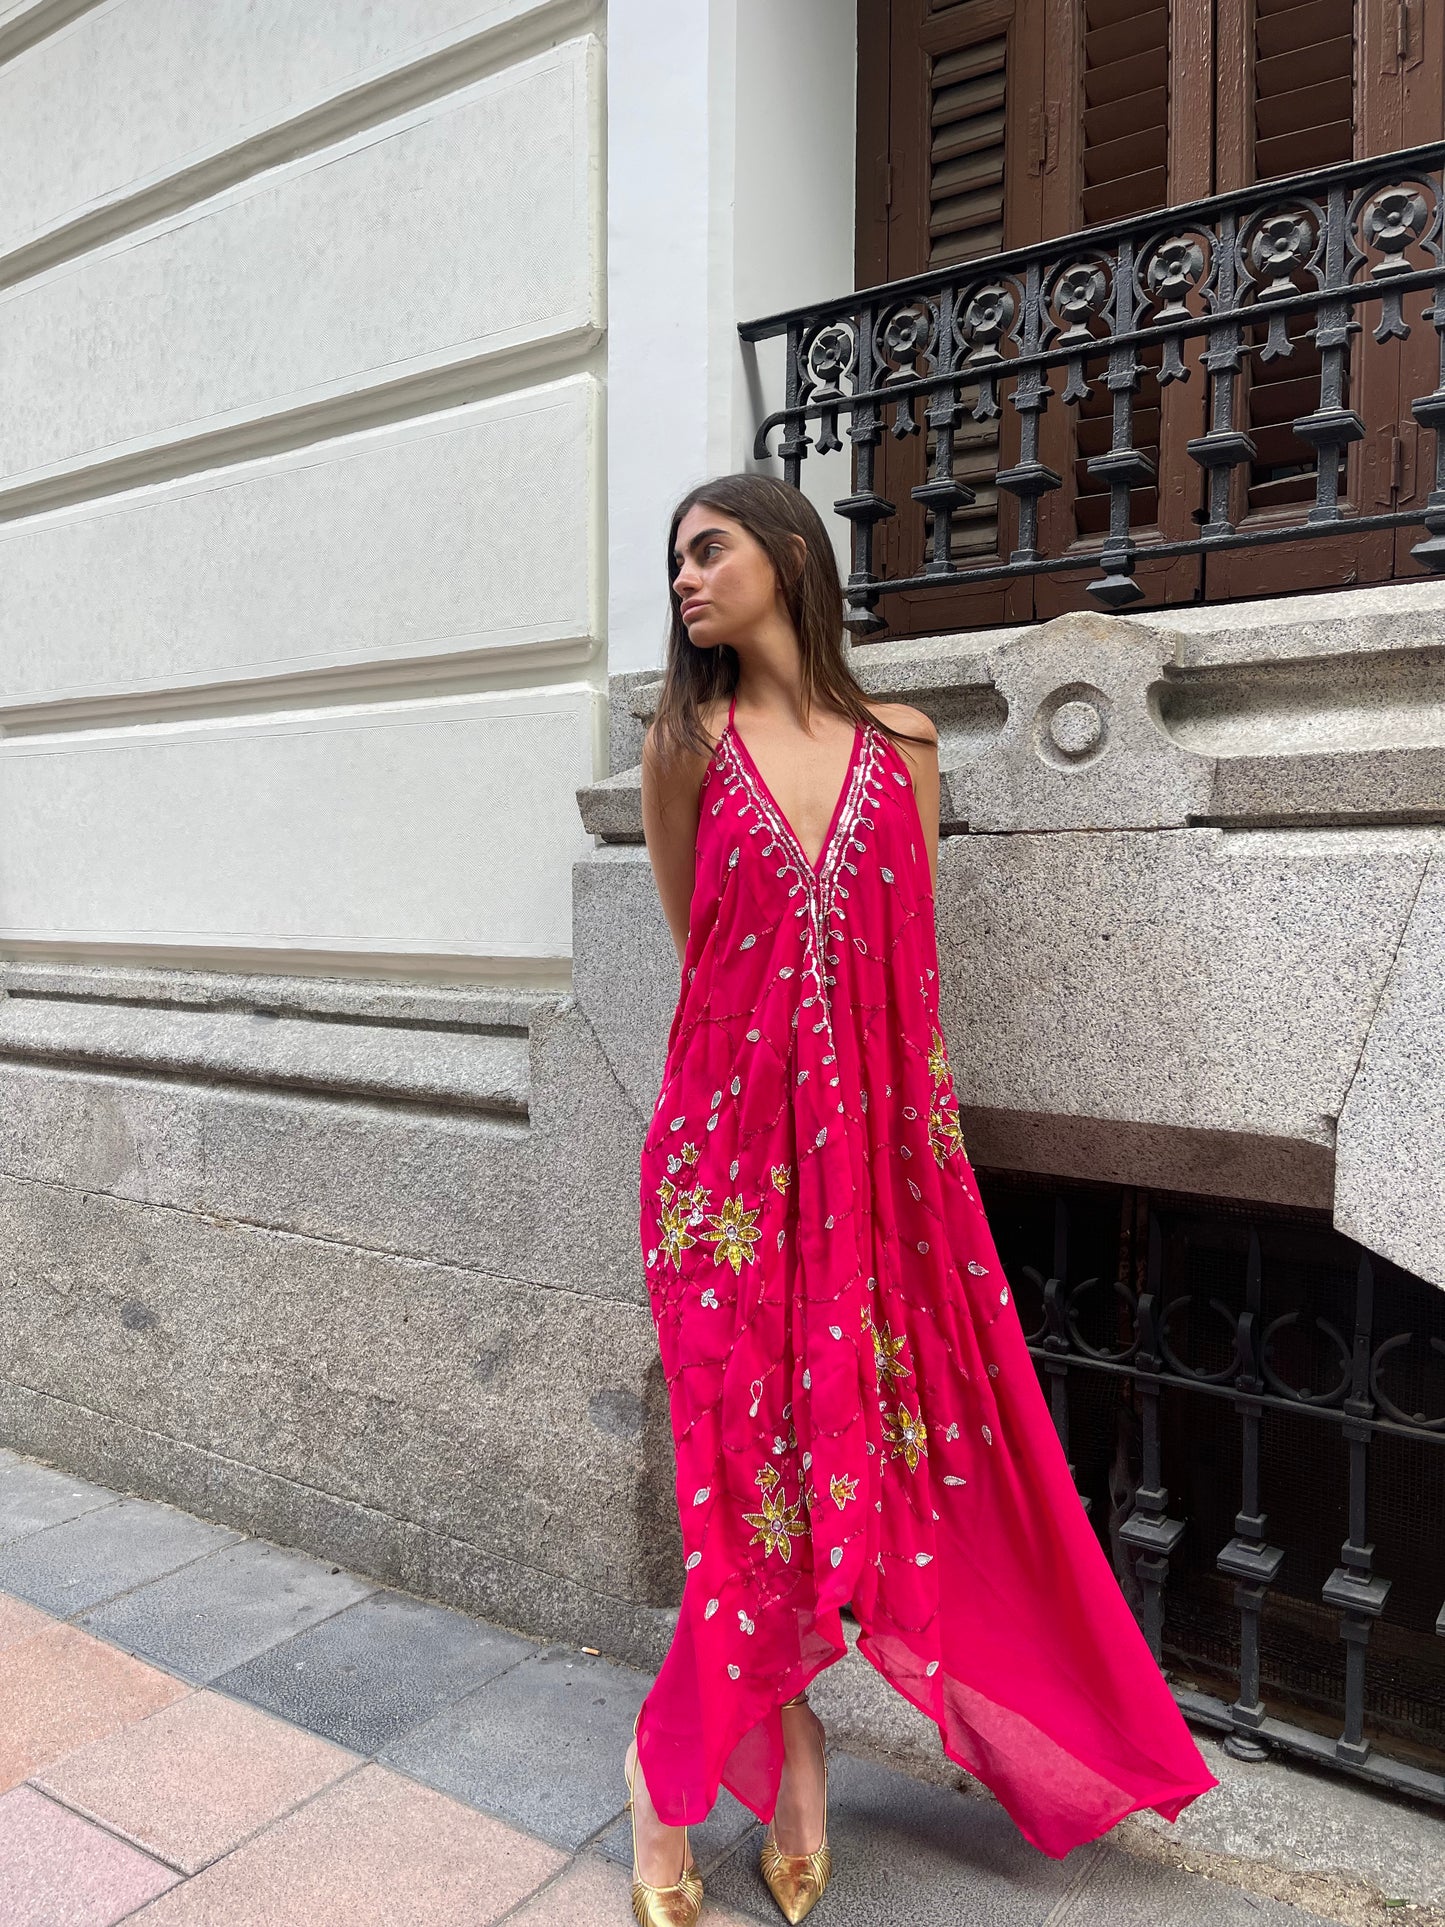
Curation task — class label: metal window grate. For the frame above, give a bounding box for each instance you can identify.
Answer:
[976,1167,1445,1805]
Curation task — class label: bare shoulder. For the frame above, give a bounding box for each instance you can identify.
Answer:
[862,700,938,747]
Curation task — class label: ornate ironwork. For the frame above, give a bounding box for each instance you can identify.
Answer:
[740,142,1445,633]
[980,1173,1445,1809]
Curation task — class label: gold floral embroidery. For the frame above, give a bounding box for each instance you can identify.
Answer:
[770,1164,792,1193]
[882,1402,928,1472]
[871,1318,911,1388]
[926,1026,967,1165]
[681,1141,701,1166]
[742,1466,809,1562]
[701,1193,762,1273]
[830,1472,859,1510]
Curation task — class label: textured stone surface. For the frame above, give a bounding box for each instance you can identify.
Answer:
[380,1646,649,1850]
[1207,746,1445,824]
[0,1449,118,1545]
[79,1538,375,1681]
[1335,847,1445,1287]
[0,1623,189,1789]
[0,996,531,1116]
[126,1762,564,1926]
[0,1498,237,1617]
[937,828,1432,1204]
[1125,1732,1445,1910]
[35,1689,356,1874]
[702,1745,1084,1926]
[949,615,1215,833]
[0,1784,179,1923]
[213,1590,534,1754]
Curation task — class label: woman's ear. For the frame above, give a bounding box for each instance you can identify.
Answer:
[785,532,807,589]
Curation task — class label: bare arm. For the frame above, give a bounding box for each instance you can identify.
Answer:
[640,721,709,966]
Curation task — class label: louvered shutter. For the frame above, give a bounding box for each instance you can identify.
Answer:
[858,0,1049,632]
[855,2,1445,637]
[1033,0,1209,615]
[1207,0,1444,599]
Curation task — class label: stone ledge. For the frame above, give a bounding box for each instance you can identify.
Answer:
[0,964,562,1118]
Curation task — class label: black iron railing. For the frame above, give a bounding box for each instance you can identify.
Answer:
[977,1173,1445,1808]
[741,142,1445,633]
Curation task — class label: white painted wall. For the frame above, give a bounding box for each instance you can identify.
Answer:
[607,0,857,674]
[0,0,606,984]
[0,0,858,979]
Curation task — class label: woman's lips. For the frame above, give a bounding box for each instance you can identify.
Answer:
[682,600,708,622]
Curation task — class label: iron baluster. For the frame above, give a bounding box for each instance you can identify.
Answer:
[834,303,893,638]
[1118,1212,1186,1660]
[778,320,810,487]
[997,261,1061,564]
[1294,188,1366,523]
[1216,1228,1285,1761]
[912,285,974,576]
[1411,276,1445,567]
[1187,210,1255,536]
[1321,1249,1391,1767]
[1038,1194,1092,1515]
[1086,238,1152,607]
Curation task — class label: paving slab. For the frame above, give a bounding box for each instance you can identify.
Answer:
[1125,1734,1445,1911]
[595,1779,762,1881]
[1055,1843,1342,1925]
[79,1537,374,1681]
[0,1451,118,1546]
[0,1785,179,1925]
[701,1746,1087,1927]
[0,1623,188,1791]
[505,1848,764,1925]
[0,1499,236,1616]
[380,1645,651,1851]
[35,1688,358,1874]
[0,1589,53,1652]
[124,1761,565,1926]
[212,1587,534,1754]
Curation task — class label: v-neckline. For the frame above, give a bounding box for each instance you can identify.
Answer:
[725,692,865,878]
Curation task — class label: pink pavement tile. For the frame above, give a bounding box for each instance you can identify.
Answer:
[125,1763,567,1926]
[506,1851,762,1925]
[0,1591,53,1653]
[35,1688,359,1874]
[0,1784,179,1925]
[0,1624,189,1793]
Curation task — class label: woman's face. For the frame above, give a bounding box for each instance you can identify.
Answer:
[671,505,783,650]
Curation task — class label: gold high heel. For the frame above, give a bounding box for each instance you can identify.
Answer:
[624,1709,704,1927]
[760,1691,832,1923]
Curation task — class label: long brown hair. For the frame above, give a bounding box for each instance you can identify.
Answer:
[648,472,935,766]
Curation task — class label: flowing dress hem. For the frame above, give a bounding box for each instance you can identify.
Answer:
[852,1628,1220,1859]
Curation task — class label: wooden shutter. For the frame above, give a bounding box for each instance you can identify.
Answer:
[1208,0,1445,599]
[856,2,1445,638]
[858,0,1050,631]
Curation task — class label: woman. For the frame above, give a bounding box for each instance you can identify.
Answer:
[625,473,1215,1924]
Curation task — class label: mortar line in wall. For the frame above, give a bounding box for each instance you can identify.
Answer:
[0,325,603,526]
[0,0,605,288]
[1335,847,1438,1124]
[1,1384,663,1622]
[0,1166,649,1309]
[0,1051,535,1131]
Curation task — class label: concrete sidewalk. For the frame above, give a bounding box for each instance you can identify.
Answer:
[0,1445,1438,1927]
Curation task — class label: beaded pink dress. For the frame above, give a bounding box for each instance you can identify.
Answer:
[635,693,1215,1858]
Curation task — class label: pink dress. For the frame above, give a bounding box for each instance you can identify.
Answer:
[635,692,1216,1858]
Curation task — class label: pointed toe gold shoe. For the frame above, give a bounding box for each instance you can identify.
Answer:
[624,1713,704,1927]
[760,1694,832,1923]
